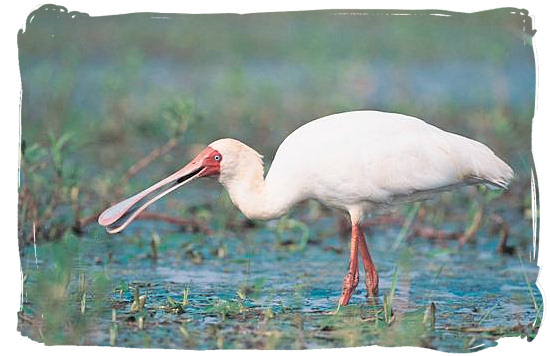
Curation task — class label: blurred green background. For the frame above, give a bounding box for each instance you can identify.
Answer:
[18,6,535,241]
[19,7,534,161]
[17,5,540,349]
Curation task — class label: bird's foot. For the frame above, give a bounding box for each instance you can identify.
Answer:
[365,269,379,298]
[339,269,359,306]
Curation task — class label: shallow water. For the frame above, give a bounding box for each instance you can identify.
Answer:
[18,205,542,351]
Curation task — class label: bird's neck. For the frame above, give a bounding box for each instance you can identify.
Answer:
[218,163,292,221]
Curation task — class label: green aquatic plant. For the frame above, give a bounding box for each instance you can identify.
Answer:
[19,132,78,244]
[205,299,246,321]
[518,255,542,326]
[19,232,112,345]
[238,277,267,300]
[392,202,421,250]
[130,287,147,313]
[150,232,161,261]
[477,304,499,326]
[422,302,436,328]
[159,97,197,139]
[110,309,118,346]
[275,216,310,251]
[160,287,190,314]
[379,305,436,348]
[460,185,507,246]
[182,286,190,307]
[383,266,399,325]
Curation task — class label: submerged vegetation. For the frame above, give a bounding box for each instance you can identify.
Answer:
[18,225,542,349]
[17,5,540,351]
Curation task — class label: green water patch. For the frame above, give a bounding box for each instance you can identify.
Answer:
[18,214,541,350]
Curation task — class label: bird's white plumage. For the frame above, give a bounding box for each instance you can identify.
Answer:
[211,110,513,222]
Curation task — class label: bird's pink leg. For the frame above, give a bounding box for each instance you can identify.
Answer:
[339,226,360,306]
[356,224,379,297]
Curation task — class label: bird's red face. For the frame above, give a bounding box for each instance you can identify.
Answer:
[195,147,223,178]
[98,146,222,233]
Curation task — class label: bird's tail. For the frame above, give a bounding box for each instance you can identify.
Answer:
[464,140,514,189]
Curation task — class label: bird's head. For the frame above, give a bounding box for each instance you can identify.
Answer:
[208,138,264,187]
[97,138,262,233]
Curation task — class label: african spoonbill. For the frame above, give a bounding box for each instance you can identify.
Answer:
[98,110,513,306]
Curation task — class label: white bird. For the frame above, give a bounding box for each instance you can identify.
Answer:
[99,110,514,306]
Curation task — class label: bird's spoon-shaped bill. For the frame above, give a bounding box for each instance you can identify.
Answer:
[98,147,217,234]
